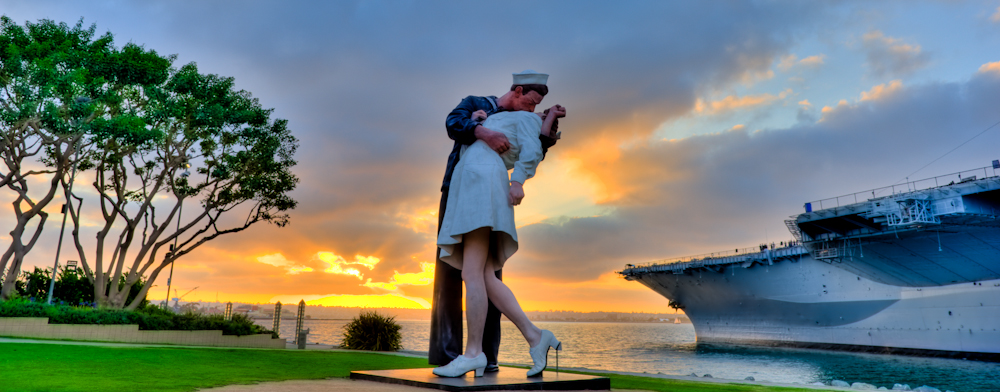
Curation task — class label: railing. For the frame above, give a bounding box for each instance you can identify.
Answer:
[806,166,998,211]
[814,248,838,259]
[623,242,801,270]
[621,245,809,275]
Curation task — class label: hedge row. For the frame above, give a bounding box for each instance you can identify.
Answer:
[0,298,275,337]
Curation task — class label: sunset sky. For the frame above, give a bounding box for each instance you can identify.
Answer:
[3,1,1000,312]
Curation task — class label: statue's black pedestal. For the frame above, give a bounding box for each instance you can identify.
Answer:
[350,367,610,391]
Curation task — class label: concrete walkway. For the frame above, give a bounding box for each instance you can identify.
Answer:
[197,378,618,392]
[196,372,849,392]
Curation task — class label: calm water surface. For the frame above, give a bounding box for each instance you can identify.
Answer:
[262,319,1000,392]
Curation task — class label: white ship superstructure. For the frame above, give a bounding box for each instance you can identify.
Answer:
[620,166,1000,359]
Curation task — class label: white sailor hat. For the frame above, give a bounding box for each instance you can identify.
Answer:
[513,70,548,85]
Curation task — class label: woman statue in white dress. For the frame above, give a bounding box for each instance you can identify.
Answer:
[433,105,566,378]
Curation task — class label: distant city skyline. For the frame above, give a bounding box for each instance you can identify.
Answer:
[185,300,689,323]
[2,1,1000,312]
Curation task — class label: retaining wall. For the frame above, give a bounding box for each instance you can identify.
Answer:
[0,317,286,349]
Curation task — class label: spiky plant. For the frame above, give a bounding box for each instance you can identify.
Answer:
[341,311,402,351]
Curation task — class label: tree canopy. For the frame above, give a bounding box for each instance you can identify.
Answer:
[0,16,299,309]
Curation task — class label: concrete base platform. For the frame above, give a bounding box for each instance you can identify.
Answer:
[350,367,610,391]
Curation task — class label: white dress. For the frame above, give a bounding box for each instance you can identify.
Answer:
[437,111,544,271]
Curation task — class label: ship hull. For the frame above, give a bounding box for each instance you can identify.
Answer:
[632,254,1000,359]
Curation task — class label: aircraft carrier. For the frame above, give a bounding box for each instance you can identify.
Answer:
[620,165,1000,359]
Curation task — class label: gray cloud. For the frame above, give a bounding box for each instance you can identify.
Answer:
[509,70,1000,282]
[21,1,991,303]
[861,30,930,77]
[75,1,828,271]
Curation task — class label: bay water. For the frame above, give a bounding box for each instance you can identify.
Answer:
[264,319,1000,392]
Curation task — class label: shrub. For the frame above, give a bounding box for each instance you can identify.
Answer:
[13,266,146,307]
[341,311,401,351]
[0,299,273,337]
[16,268,51,301]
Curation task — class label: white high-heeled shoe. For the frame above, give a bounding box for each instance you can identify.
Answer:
[526,329,562,377]
[432,353,488,378]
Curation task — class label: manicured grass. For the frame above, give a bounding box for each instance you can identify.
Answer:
[0,342,830,392]
[0,343,431,391]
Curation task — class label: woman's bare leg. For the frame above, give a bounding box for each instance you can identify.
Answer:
[461,227,491,358]
[483,266,542,347]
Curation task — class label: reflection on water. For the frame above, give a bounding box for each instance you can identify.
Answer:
[260,319,1000,392]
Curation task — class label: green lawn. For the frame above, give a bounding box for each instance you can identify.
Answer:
[0,342,830,392]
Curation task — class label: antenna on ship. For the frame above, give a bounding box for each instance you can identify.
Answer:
[894,118,1000,186]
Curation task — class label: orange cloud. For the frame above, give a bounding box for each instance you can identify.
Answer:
[799,55,825,67]
[863,31,920,56]
[515,157,605,227]
[798,99,811,107]
[991,6,1000,23]
[397,208,438,235]
[317,252,380,279]
[256,253,314,274]
[739,69,775,85]
[777,55,797,71]
[820,99,850,119]
[694,89,792,115]
[860,80,903,101]
[362,261,434,291]
[778,54,825,71]
[978,61,1000,74]
[566,134,703,207]
[818,81,902,122]
[861,30,928,77]
[565,132,707,207]
[561,136,626,204]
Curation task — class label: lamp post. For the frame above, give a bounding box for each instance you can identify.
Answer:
[273,302,282,337]
[162,164,190,310]
[47,138,81,305]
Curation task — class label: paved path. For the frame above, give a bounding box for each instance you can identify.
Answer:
[196,375,848,392]
[197,378,619,392]
[197,378,422,392]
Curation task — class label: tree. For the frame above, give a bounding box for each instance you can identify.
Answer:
[0,17,299,309]
[0,17,112,298]
[65,60,299,310]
